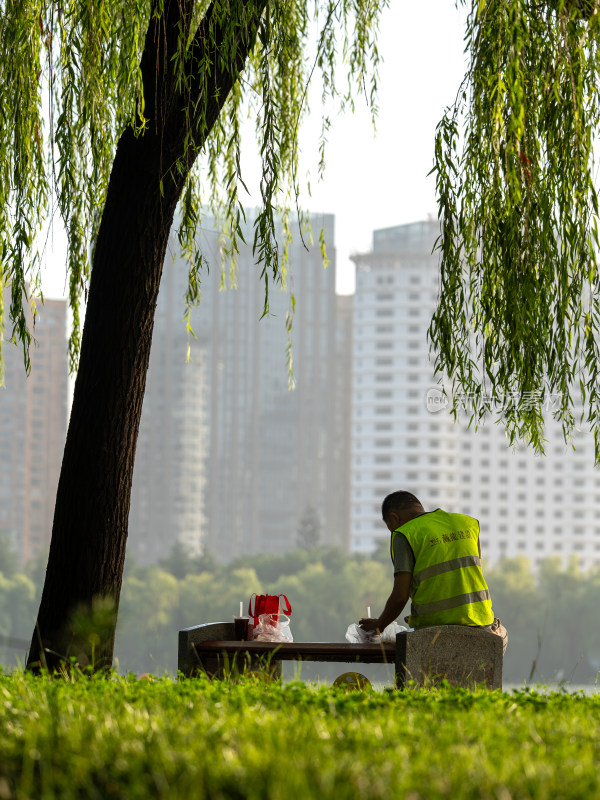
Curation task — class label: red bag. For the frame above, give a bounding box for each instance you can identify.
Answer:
[248,594,292,628]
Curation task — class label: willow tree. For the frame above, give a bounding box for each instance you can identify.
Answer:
[431,0,600,458]
[0,0,385,671]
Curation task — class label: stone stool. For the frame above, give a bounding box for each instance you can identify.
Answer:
[395,625,503,689]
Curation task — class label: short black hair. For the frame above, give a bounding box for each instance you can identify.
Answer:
[381,491,423,521]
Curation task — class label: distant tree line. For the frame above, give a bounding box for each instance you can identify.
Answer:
[1,539,599,685]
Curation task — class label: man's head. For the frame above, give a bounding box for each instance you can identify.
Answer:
[381,491,425,533]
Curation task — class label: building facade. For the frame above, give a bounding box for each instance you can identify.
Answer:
[128,212,350,564]
[350,221,459,553]
[127,247,211,565]
[0,290,68,565]
[350,220,600,571]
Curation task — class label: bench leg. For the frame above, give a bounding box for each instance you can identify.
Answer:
[395,632,408,689]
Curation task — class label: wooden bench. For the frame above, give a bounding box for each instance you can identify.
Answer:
[178,622,503,689]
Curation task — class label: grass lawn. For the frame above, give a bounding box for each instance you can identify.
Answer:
[0,671,598,799]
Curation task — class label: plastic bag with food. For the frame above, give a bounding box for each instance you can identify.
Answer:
[345,620,408,644]
[252,613,293,642]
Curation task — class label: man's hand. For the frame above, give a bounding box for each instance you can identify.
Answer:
[358,572,412,634]
[358,617,381,633]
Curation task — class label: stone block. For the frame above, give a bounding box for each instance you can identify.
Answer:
[178,621,235,678]
[395,625,503,689]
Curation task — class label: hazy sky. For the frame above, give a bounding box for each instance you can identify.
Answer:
[41,1,469,300]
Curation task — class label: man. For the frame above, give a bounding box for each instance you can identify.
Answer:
[359,491,507,651]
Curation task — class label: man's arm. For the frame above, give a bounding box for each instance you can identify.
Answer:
[359,571,411,633]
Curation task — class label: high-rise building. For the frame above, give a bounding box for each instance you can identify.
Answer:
[0,290,68,565]
[128,253,210,565]
[128,211,350,563]
[350,221,600,571]
[350,221,459,553]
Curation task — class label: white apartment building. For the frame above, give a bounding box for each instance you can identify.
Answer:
[350,221,459,553]
[350,220,600,571]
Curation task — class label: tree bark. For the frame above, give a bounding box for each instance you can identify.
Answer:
[27,0,267,672]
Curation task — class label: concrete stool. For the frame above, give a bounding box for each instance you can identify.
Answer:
[395,625,503,689]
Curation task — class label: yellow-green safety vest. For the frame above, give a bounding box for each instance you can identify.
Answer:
[391,509,494,628]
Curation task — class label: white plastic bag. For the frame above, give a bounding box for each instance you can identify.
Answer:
[379,621,409,642]
[345,623,377,644]
[252,613,293,643]
[345,620,408,644]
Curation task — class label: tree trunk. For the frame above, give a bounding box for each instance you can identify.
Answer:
[27,0,267,672]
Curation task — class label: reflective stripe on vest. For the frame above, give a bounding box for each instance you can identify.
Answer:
[413,555,483,589]
[392,509,494,628]
[412,588,492,617]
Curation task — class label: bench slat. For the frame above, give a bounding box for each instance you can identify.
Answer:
[193,640,395,663]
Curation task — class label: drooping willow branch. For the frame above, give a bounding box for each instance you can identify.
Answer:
[430,0,600,460]
[0,0,387,373]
